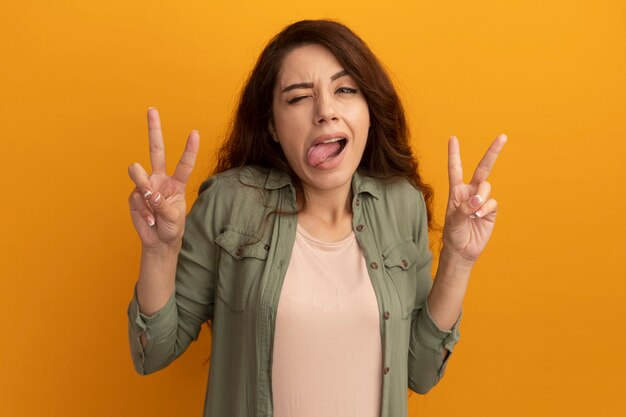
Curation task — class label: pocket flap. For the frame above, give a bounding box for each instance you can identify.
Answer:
[215,227,269,261]
[382,237,417,270]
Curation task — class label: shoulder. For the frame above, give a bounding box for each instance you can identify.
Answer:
[188,165,287,230]
[365,174,427,209]
[193,165,278,207]
[197,165,272,195]
[359,174,429,232]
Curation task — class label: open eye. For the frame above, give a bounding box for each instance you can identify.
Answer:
[336,87,358,95]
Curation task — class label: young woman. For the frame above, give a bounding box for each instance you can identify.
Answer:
[127,19,506,417]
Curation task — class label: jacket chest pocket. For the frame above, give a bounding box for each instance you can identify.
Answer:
[383,237,420,319]
[215,228,269,312]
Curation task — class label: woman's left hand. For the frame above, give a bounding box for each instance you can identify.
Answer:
[442,134,508,264]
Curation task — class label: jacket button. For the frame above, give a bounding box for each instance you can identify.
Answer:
[264,244,270,251]
[370,261,379,270]
[355,199,360,206]
[356,224,364,232]
[384,311,390,320]
[383,367,390,375]
[402,259,408,268]
[235,248,243,257]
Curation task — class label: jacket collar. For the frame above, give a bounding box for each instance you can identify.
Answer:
[262,166,381,200]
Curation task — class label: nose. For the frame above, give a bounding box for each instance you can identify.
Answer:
[314,93,340,125]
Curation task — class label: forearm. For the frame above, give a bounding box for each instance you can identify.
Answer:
[136,245,180,316]
[128,240,207,372]
[427,247,474,356]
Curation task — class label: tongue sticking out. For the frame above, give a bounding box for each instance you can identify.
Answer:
[307,141,343,167]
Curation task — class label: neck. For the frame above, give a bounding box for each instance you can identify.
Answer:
[296,183,354,242]
[298,183,352,219]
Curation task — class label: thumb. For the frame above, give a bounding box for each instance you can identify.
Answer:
[457,181,491,217]
[457,194,483,217]
[144,191,178,224]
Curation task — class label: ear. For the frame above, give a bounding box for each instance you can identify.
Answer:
[268,120,279,142]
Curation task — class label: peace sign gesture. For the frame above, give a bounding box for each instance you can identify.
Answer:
[442,134,508,263]
[127,108,200,251]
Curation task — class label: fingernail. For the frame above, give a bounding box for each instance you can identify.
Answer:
[146,216,155,226]
[499,133,508,141]
[474,210,482,218]
[148,106,156,110]
[153,193,162,206]
[470,195,483,208]
[143,190,153,199]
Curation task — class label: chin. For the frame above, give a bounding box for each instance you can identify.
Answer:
[302,166,357,193]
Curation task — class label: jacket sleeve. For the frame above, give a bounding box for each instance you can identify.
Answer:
[127,178,220,375]
[407,191,462,394]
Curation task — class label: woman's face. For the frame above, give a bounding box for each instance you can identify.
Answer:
[271,43,370,196]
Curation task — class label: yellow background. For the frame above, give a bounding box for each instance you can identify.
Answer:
[1,0,624,416]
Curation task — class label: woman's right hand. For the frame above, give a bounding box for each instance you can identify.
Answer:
[128,108,200,251]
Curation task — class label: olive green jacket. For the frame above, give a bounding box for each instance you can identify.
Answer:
[127,166,462,417]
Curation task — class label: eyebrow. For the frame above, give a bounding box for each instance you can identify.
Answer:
[281,70,349,93]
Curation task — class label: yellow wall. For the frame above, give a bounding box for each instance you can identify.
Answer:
[1,0,624,416]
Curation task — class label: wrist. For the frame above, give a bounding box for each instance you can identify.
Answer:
[142,242,181,258]
[439,246,476,272]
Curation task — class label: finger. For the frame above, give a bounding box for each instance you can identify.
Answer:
[473,198,498,219]
[129,189,156,226]
[474,181,491,207]
[459,181,491,217]
[172,130,200,184]
[448,135,464,188]
[147,191,162,208]
[144,190,179,224]
[128,162,152,197]
[147,107,167,175]
[470,133,508,186]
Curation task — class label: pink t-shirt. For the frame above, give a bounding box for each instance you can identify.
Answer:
[271,224,382,417]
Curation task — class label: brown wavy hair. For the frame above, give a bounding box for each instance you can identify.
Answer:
[212,19,436,232]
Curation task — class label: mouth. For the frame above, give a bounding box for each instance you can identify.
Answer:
[307,134,349,167]
[323,137,348,156]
